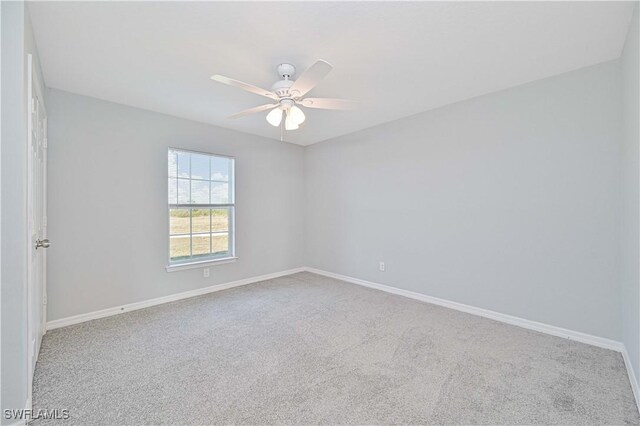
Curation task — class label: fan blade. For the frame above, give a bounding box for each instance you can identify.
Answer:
[300,98,358,110]
[289,60,333,97]
[211,75,278,100]
[228,103,278,119]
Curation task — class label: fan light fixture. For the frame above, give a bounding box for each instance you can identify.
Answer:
[288,106,305,125]
[266,108,283,127]
[285,110,299,130]
[211,60,357,132]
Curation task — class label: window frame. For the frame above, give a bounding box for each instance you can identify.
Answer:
[165,147,236,272]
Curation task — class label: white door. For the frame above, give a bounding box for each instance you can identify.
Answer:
[26,53,48,408]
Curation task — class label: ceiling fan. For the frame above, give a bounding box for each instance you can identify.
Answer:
[211,60,357,131]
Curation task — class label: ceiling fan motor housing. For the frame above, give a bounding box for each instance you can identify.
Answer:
[271,79,295,98]
[271,63,298,98]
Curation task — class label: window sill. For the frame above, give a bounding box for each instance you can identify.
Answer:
[165,257,238,272]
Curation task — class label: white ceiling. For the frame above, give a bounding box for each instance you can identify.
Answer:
[29,1,635,146]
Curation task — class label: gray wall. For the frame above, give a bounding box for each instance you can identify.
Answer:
[621,4,640,386]
[1,2,27,419]
[46,90,305,320]
[305,61,623,341]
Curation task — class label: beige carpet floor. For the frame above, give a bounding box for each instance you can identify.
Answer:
[33,272,639,424]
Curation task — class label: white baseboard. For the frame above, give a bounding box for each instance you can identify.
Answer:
[304,266,640,408]
[46,267,305,330]
[304,267,624,352]
[622,346,640,407]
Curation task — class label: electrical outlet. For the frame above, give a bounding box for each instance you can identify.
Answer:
[203,268,210,278]
[379,262,385,272]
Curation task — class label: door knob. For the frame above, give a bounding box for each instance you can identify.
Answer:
[35,239,50,249]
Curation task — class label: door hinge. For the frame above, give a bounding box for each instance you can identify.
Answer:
[43,295,47,305]
[43,137,48,149]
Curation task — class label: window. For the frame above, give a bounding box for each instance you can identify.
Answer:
[167,148,235,268]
